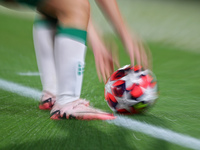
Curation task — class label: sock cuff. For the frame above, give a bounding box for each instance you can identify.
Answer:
[34,17,57,28]
[56,26,87,45]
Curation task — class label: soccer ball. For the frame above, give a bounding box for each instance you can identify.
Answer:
[104,65,158,114]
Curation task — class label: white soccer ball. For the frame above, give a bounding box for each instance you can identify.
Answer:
[105,65,158,114]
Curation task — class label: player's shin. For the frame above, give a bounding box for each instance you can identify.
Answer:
[54,25,87,105]
[33,16,57,109]
[51,25,116,120]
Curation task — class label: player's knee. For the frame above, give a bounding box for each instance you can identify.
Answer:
[56,0,90,30]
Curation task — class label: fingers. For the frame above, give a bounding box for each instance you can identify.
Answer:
[139,41,148,70]
[128,36,151,70]
[102,41,120,83]
[95,57,102,83]
[134,42,141,67]
[104,51,114,82]
[95,46,115,83]
[110,42,120,68]
[130,36,142,67]
[112,52,120,69]
[138,39,152,70]
[99,54,107,83]
[95,37,151,83]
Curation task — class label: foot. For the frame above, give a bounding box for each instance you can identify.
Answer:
[50,99,116,120]
[39,92,56,110]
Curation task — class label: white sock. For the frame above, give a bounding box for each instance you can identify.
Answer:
[54,26,87,105]
[33,16,57,96]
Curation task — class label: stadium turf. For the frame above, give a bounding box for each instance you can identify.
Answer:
[0,12,200,150]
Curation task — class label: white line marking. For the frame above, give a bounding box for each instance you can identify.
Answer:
[17,72,40,76]
[0,78,200,150]
[0,78,41,100]
[108,116,200,150]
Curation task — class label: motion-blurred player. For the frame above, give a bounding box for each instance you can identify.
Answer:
[0,0,149,120]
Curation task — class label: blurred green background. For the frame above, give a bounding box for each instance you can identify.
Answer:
[0,0,200,150]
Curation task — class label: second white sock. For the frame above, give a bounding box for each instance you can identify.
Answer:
[33,17,57,96]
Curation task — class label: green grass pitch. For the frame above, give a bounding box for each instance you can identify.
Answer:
[0,12,200,150]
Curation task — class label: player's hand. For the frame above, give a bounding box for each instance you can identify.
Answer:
[87,20,119,83]
[124,36,151,70]
[95,0,151,70]
[93,42,119,83]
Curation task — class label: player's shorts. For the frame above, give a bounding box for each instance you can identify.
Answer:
[17,0,45,7]
[0,0,46,7]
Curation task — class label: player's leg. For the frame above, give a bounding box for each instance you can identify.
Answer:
[39,0,89,105]
[33,14,57,110]
[39,0,115,120]
[50,0,90,117]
